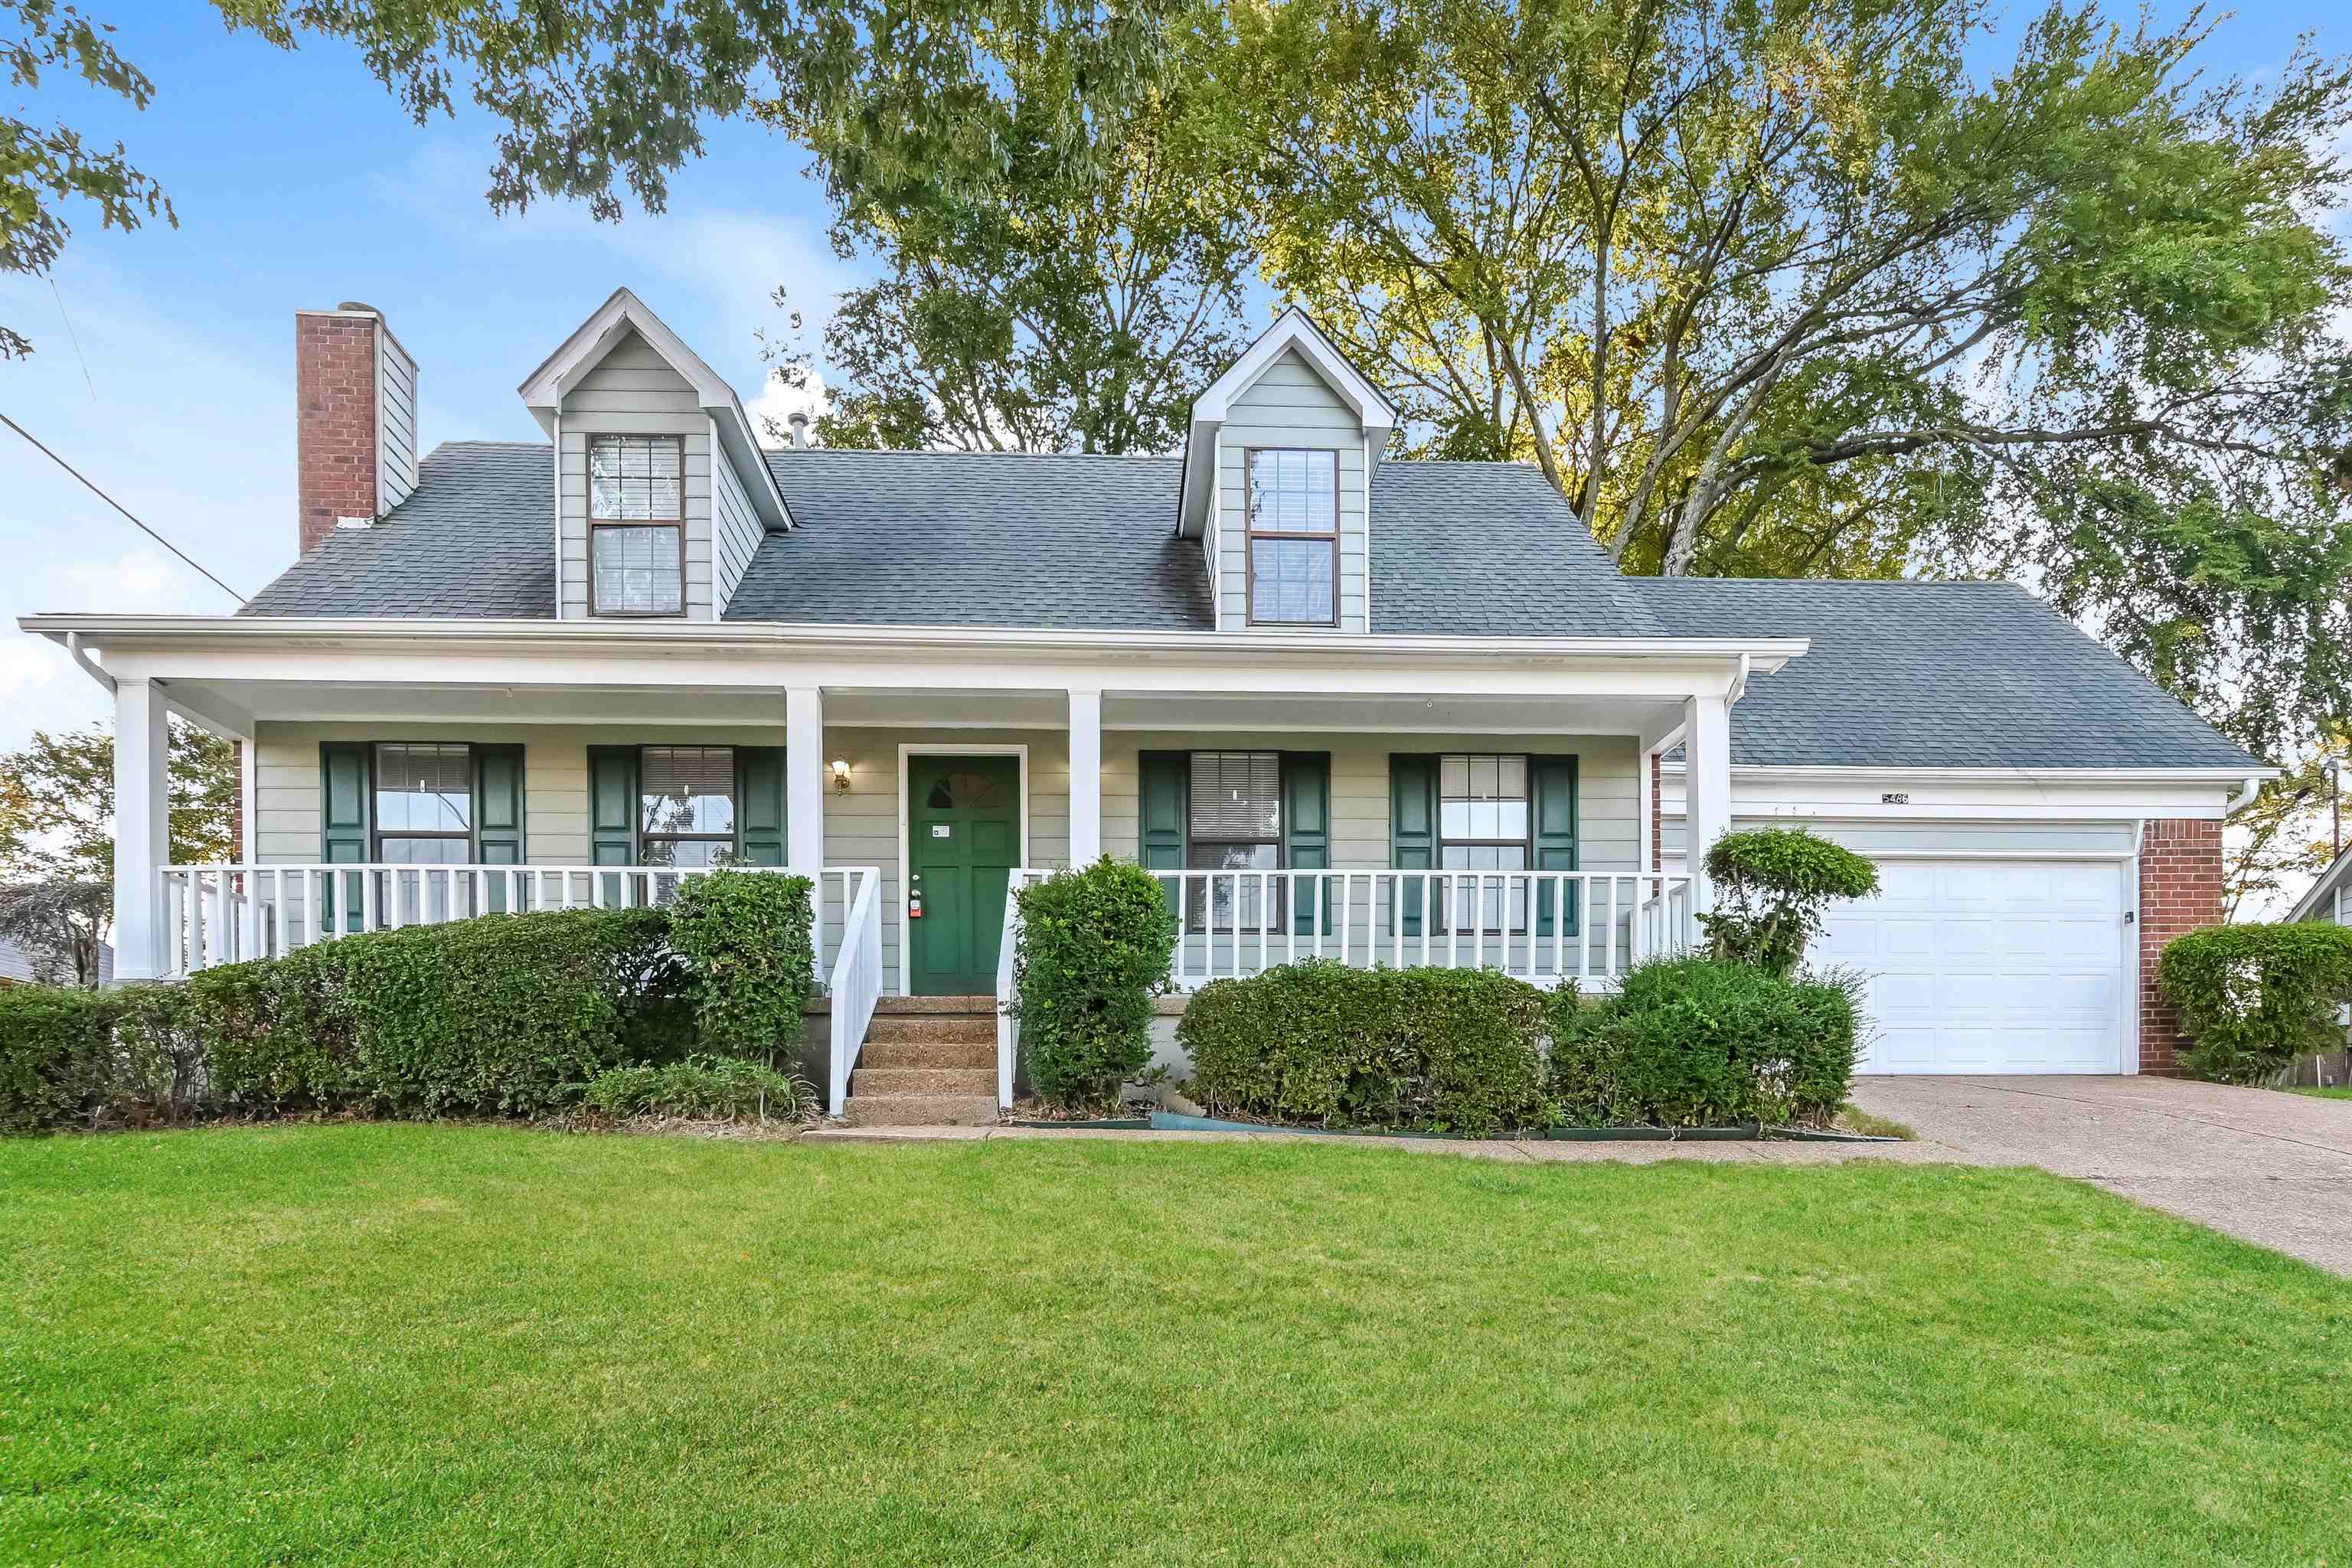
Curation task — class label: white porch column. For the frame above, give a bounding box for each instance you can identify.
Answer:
[1684,692,1733,916]
[785,686,825,876]
[1067,687,1102,866]
[112,678,172,980]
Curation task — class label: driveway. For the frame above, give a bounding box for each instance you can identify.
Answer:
[1849,1076,2352,1276]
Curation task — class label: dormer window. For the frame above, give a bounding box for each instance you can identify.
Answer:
[590,434,684,616]
[1246,448,1338,626]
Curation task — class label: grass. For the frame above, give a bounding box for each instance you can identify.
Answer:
[1833,1101,1917,1139]
[2283,1084,2352,1100]
[3,1128,2347,1566]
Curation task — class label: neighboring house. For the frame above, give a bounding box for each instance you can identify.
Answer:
[16,289,2271,1121]
[0,935,113,989]
[2288,848,2349,926]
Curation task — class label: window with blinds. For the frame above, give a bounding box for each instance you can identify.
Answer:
[589,435,684,616]
[1187,750,1283,929]
[374,743,472,864]
[639,745,736,867]
[1439,753,1530,932]
[1246,449,1338,625]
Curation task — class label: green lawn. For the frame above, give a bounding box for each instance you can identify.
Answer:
[3,1129,2346,1566]
[2285,1084,2352,1100]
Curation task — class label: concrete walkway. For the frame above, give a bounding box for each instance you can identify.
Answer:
[808,1076,2352,1276]
[1847,1076,2352,1277]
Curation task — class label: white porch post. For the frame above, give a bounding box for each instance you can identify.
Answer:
[1684,692,1733,918]
[1067,687,1102,866]
[785,687,825,875]
[112,678,172,980]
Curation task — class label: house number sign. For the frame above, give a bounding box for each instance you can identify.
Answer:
[1880,792,1910,805]
[932,825,952,838]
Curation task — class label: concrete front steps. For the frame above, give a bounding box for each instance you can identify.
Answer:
[838,995,1000,1127]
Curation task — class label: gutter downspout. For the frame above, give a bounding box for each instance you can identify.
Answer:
[1726,652,1752,707]
[2226,774,2263,813]
[64,631,115,694]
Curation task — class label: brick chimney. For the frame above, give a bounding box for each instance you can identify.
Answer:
[296,302,416,556]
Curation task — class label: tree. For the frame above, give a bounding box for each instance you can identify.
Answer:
[2227,728,2351,920]
[0,880,109,986]
[760,27,1253,454]
[1220,0,2352,759]
[0,720,240,962]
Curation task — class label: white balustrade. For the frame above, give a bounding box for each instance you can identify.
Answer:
[825,867,884,1117]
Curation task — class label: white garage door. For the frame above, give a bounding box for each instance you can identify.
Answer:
[1811,859,2127,1074]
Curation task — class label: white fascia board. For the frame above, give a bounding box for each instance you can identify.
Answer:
[1654,763,2267,822]
[518,286,794,531]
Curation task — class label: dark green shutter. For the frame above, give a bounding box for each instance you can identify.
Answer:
[1280,752,1331,934]
[320,743,371,932]
[1531,755,1579,938]
[736,747,786,865]
[473,746,525,864]
[1390,753,1437,936]
[587,746,639,867]
[1138,751,1187,917]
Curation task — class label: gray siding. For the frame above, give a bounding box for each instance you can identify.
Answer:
[713,434,762,611]
[376,329,419,514]
[556,330,716,621]
[1215,350,1370,633]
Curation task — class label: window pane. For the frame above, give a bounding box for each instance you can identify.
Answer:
[588,436,681,521]
[1248,449,1336,534]
[1186,841,1282,932]
[639,838,732,870]
[1187,752,1280,841]
[642,746,736,837]
[1250,537,1335,624]
[593,525,682,614]
[375,743,471,833]
[378,835,472,865]
[1439,753,1530,844]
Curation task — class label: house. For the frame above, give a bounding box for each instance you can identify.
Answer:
[0,933,113,988]
[2288,846,2349,926]
[17,289,2271,1122]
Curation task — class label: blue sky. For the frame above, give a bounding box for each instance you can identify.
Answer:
[0,0,2331,759]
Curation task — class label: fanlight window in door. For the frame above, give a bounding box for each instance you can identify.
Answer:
[925,769,1010,812]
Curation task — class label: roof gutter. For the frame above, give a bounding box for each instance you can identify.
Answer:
[63,630,114,694]
[2227,774,2265,812]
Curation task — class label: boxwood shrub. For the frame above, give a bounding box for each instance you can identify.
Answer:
[667,868,818,1062]
[1700,828,1880,977]
[0,984,129,1132]
[1547,956,1860,1128]
[1012,857,1178,1109]
[2158,922,2352,1084]
[1179,962,1553,1137]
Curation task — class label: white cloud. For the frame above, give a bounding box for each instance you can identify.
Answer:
[744,364,830,446]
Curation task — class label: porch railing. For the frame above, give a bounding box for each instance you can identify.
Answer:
[155,863,874,983]
[825,867,884,1118]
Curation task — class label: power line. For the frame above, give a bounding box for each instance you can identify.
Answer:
[0,411,245,603]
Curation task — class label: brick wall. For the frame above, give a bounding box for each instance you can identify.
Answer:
[2136,816,2226,1075]
[296,312,378,555]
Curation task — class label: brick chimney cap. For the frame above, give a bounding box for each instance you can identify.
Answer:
[337,301,381,316]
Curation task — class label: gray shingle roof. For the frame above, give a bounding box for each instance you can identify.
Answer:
[1637,577,2259,769]
[240,442,554,618]
[726,451,1211,629]
[236,441,2256,772]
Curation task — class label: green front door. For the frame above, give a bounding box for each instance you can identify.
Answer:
[906,754,1022,995]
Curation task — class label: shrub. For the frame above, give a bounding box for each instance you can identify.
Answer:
[332,906,684,1116]
[577,1053,816,1122]
[1180,962,1553,1137]
[0,985,128,1132]
[1547,956,1860,1128]
[667,869,818,1062]
[169,947,354,1110]
[2158,922,2352,1084]
[1013,857,1178,1109]
[1699,828,1880,977]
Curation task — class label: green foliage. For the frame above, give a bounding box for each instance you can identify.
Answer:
[172,947,353,1110]
[1179,962,1553,1137]
[2158,922,2352,1084]
[1547,956,1862,1129]
[334,908,684,1116]
[1012,857,1176,1109]
[1699,828,1881,978]
[577,1054,816,1123]
[666,870,817,1063]
[0,718,239,923]
[0,983,125,1131]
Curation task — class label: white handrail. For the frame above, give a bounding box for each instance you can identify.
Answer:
[155,863,869,978]
[998,867,1692,993]
[825,867,884,1117]
[993,876,1028,1111]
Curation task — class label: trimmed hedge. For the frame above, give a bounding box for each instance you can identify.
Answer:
[1013,857,1178,1109]
[668,869,818,1062]
[1547,956,1860,1128]
[1180,962,1553,1137]
[1700,828,1880,978]
[0,906,689,1132]
[2158,922,2352,1084]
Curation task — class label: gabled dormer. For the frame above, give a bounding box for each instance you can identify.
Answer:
[1176,309,1397,634]
[518,289,792,622]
